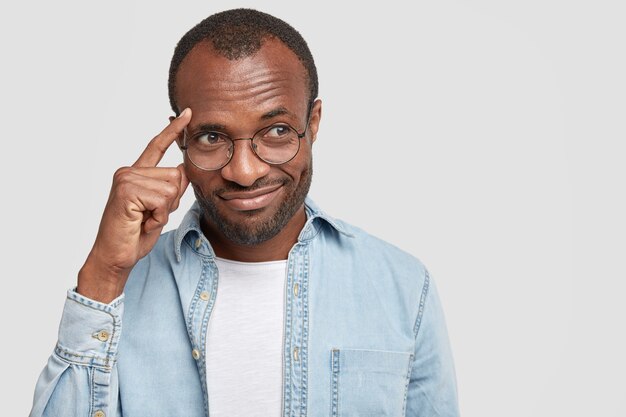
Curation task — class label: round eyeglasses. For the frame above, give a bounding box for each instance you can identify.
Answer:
[180,120,309,171]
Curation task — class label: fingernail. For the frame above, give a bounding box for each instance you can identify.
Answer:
[177,108,189,118]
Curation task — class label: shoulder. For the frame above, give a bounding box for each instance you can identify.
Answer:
[324,213,425,263]
[315,213,429,291]
[311,213,433,332]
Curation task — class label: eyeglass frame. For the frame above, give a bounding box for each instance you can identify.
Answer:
[179,103,314,171]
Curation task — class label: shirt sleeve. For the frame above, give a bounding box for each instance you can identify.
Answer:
[406,271,460,417]
[30,289,124,417]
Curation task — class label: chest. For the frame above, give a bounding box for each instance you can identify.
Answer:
[118,243,417,417]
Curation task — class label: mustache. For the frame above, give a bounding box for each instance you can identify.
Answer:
[213,177,290,196]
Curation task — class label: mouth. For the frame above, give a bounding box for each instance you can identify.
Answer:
[218,183,284,211]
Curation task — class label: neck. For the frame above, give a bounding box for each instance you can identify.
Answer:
[201,206,307,262]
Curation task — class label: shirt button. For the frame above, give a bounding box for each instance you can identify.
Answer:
[200,291,210,301]
[195,238,202,249]
[192,349,201,360]
[96,331,110,342]
[94,411,105,417]
[293,283,299,298]
[293,346,300,362]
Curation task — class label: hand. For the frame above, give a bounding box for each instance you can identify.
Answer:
[77,108,192,303]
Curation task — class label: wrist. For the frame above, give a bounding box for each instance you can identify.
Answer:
[77,254,129,304]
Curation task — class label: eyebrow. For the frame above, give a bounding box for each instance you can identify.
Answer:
[260,107,294,120]
[190,107,296,134]
[192,123,226,133]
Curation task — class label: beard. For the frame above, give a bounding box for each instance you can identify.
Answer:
[194,163,313,246]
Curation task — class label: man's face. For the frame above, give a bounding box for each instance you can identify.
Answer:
[175,38,321,246]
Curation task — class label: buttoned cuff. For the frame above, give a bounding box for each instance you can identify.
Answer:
[54,289,124,370]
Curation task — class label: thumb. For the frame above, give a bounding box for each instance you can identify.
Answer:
[169,164,190,213]
[177,163,190,198]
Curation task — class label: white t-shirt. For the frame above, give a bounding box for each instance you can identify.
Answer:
[205,257,287,417]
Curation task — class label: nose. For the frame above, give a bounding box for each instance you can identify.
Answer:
[220,139,271,187]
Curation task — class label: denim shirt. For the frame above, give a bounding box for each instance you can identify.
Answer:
[30,198,459,417]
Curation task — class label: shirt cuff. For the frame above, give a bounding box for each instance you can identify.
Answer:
[54,289,124,370]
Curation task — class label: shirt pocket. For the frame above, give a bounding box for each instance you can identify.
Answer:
[330,348,413,417]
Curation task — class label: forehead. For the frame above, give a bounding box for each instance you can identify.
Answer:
[174,38,310,123]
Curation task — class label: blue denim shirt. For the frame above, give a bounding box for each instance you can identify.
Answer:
[30,198,459,417]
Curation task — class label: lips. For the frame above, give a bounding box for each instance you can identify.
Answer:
[218,184,283,211]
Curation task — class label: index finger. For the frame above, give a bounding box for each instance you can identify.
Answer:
[133,108,192,168]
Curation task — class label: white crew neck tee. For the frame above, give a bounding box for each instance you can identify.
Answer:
[205,256,287,417]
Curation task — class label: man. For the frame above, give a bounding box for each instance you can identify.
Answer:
[30,8,458,417]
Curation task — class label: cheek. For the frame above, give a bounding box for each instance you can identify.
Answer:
[279,164,306,187]
[283,144,313,181]
[186,166,221,195]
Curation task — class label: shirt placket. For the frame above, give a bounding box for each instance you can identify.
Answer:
[186,237,219,417]
[283,242,310,417]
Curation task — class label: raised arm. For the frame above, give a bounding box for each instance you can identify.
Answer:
[30,110,191,417]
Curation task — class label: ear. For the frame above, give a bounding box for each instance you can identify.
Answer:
[169,115,184,149]
[307,99,322,144]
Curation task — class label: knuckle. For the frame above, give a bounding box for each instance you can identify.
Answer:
[115,181,134,197]
[153,209,169,224]
[169,168,182,181]
[163,184,179,199]
[113,166,132,182]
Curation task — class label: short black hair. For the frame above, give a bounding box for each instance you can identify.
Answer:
[168,8,318,114]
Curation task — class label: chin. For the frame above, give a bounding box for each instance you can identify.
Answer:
[193,165,313,246]
[196,194,293,246]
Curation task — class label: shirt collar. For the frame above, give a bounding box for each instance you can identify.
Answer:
[174,196,353,262]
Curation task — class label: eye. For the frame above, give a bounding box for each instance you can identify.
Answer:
[264,125,291,138]
[195,131,226,145]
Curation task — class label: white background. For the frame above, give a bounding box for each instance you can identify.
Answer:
[1,0,625,416]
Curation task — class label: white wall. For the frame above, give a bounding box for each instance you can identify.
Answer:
[1,0,624,415]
